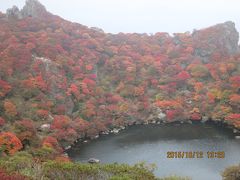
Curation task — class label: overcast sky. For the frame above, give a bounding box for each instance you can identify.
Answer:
[0,0,239,34]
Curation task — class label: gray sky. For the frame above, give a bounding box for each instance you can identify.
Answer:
[0,0,239,34]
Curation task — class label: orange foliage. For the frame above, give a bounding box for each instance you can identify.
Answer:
[0,132,22,155]
[3,100,17,118]
[42,136,62,152]
[155,100,181,109]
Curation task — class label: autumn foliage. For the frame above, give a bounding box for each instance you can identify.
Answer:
[0,132,23,155]
[0,1,239,153]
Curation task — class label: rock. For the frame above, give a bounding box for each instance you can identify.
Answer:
[90,27,104,33]
[101,131,109,135]
[64,145,71,150]
[233,129,240,134]
[39,124,50,132]
[201,116,209,123]
[135,121,142,125]
[6,6,21,18]
[193,21,239,62]
[7,0,48,19]
[151,120,156,124]
[88,158,100,164]
[187,120,193,124]
[235,136,240,139]
[48,114,54,121]
[120,126,125,130]
[21,0,48,18]
[63,153,69,157]
[158,112,166,120]
[112,128,120,134]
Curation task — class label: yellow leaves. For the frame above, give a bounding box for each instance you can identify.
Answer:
[212,105,232,120]
[209,88,223,100]
[119,103,129,112]
[190,108,200,113]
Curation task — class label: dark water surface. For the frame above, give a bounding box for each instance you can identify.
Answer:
[68,124,240,180]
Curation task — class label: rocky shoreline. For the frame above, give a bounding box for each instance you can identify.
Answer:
[64,116,240,157]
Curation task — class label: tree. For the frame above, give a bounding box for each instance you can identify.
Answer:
[0,79,12,97]
[3,100,17,119]
[0,132,22,155]
[225,114,240,128]
[188,64,209,78]
[14,119,36,144]
[0,117,5,126]
[176,71,191,81]
[229,94,240,107]
[51,115,71,130]
[42,136,62,152]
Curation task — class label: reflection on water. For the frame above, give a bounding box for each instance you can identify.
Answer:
[68,124,240,180]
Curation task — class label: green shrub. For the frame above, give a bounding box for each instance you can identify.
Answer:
[222,164,240,180]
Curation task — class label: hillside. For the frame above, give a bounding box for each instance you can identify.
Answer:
[0,0,240,160]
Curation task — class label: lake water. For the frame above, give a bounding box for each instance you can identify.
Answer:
[68,123,240,180]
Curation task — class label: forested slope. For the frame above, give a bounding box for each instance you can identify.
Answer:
[0,0,239,157]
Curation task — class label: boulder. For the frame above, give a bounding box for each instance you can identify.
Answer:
[39,124,50,132]
[112,128,120,134]
[6,6,21,18]
[6,0,49,19]
[235,136,240,139]
[193,21,239,62]
[88,158,100,164]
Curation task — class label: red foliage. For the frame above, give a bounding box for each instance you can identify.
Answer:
[42,136,62,152]
[190,113,202,121]
[226,114,240,121]
[86,64,93,71]
[3,100,17,117]
[0,168,27,180]
[73,118,90,135]
[55,156,70,162]
[66,83,80,98]
[155,100,181,109]
[229,94,240,106]
[54,128,78,144]
[166,110,177,121]
[0,79,12,97]
[14,119,36,142]
[230,75,240,88]
[51,115,71,130]
[225,114,240,128]
[0,117,5,126]
[36,109,49,119]
[0,132,23,155]
[1,10,240,151]
[176,71,191,81]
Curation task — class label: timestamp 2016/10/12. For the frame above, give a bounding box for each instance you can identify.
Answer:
[167,151,225,159]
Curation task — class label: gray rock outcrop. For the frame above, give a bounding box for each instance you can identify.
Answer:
[6,0,48,19]
[193,21,239,62]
